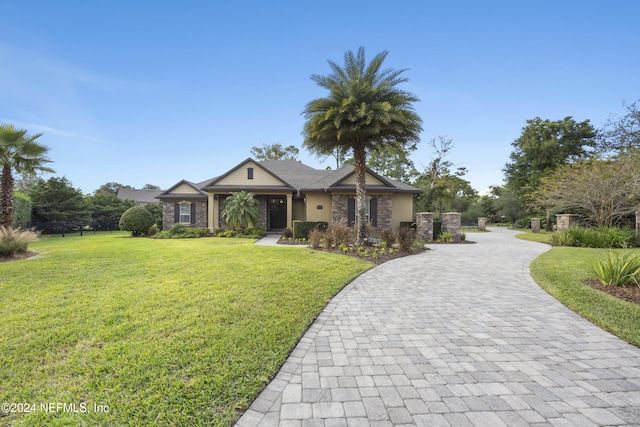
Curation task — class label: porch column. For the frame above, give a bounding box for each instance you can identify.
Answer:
[207,193,215,233]
[212,194,219,231]
[287,193,293,229]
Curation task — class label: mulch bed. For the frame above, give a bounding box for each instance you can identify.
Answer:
[583,279,640,305]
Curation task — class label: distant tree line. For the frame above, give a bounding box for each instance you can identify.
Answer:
[5,177,162,233]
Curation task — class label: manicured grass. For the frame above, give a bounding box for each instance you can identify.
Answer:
[513,228,554,244]
[530,246,640,347]
[0,233,372,426]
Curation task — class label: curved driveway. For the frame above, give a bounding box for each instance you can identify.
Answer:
[237,227,640,426]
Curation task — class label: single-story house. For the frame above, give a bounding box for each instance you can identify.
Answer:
[157,158,422,232]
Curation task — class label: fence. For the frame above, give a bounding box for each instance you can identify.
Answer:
[26,221,121,236]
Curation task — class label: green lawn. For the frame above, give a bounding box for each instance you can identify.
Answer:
[530,246,640,347]
[512,228,554,244]
[0,233,372,426]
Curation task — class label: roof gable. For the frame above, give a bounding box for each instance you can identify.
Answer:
[203,158,293,189]
[158,180,207,199]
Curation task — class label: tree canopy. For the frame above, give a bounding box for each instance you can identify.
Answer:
[250,143,299,161]
[532,152,640,227]
[598,99,640,154]
[503,116,596,201]
[302,47,422,244]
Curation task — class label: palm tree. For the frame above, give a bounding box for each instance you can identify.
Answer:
[0,123,54,228]
[302,47,422,245]
[221,191,259,233]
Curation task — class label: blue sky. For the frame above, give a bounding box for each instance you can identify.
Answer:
[2,1,638,194]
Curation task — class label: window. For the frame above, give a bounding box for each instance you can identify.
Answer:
[348,197,377,227]
[179,203,191,223]
[247,167,254,180]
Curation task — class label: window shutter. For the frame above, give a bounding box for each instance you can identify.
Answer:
[370,197,378,227]
[190,203,196,225]
[347,198,355,226]
[174,203,179,223]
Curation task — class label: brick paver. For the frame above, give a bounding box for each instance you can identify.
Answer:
[237,228,640,426]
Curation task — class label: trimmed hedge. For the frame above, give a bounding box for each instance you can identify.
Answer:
[293,220,328,240]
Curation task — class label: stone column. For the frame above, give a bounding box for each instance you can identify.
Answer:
[531,218,541,233]
[636,211,640,239]
[442,212,462,241]
[477,217,486,231]
[556,214,580,231]
[416,212,434,242]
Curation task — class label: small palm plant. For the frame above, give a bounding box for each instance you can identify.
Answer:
[222,191,259,234]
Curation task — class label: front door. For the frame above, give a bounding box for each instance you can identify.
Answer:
[268,196,287,230]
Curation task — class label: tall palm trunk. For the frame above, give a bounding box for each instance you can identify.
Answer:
[1,163,14,228]
[353,144,367,246]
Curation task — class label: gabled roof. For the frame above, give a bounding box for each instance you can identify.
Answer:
[159,158,422,198]
[301,165,422,193]
[157,180,208,199]
[201,158,295,190]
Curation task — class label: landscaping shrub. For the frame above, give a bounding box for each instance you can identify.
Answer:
[513,217,531,229]
[592,251,640,286]
[380,228,396,247]
[243,226,265,237]
[437,231,453,243]
[293,220,328,240]
[119,206,155,236]
[282,227,293,240]
[153,223,210,239]
[0,226,39,257]
[147,223,159,236]
[399,221,416,230]
[552,227,637,248]
[308,228,323,249]
[329,222,352,246]
[396,227,416,252]
[322,230,335,249]
[12,192,32,228]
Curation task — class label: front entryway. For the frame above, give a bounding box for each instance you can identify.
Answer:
[268,196,287,230]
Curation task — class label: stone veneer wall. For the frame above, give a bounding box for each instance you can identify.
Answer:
[331,195,350,226]
[556,214,580,231]
[442,212,462,241]
[531,218,541,233]
[416,212,434,241]
[375,195,392,230]
[330,194,393,231]
[162,201,208,230]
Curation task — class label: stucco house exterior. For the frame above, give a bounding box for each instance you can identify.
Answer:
[157,158,421,232]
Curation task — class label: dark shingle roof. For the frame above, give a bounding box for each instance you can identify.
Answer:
[160,159,422,197]
[117,188,163,204]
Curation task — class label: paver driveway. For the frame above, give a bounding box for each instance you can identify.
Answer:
[237,227,640,426]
